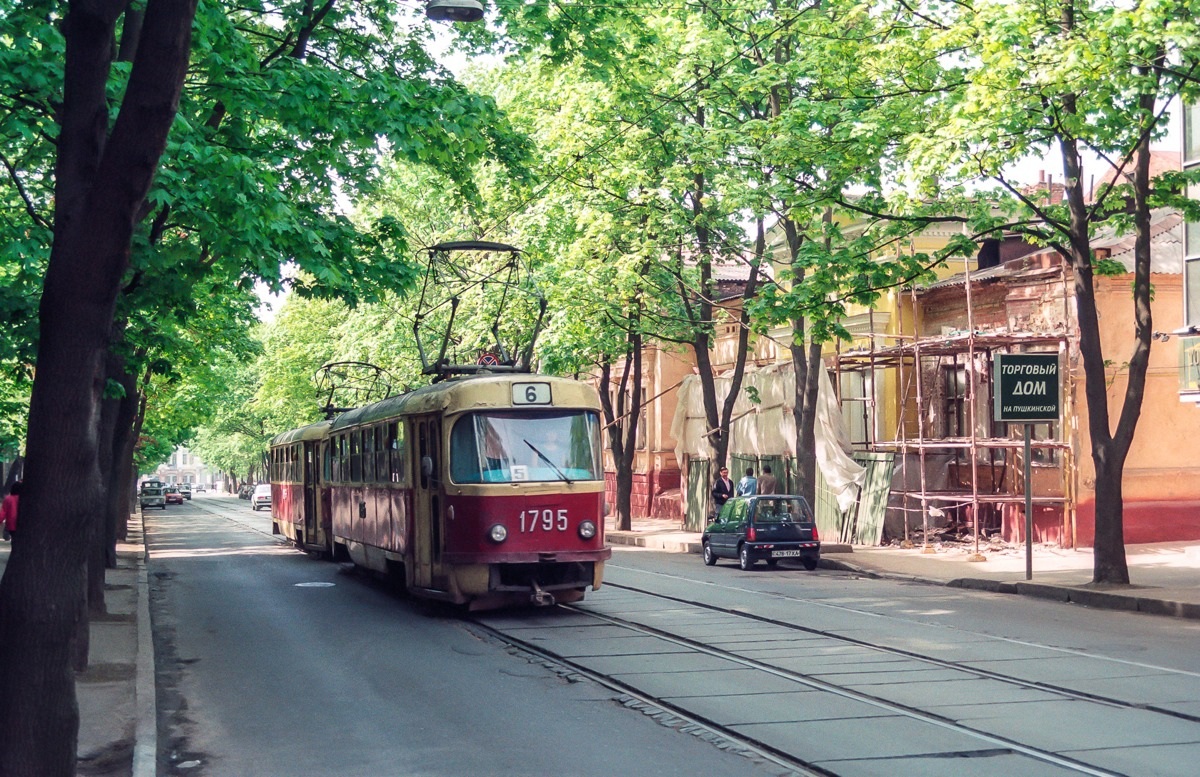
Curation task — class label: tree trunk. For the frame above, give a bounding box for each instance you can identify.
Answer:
[616,333,642,529]
[791,340,822,504]
[688,220,765,473]
[1057,102,1163,585]
[783,218,821,505]
[0,2,198,772]
[598,327,643,532]
[107,364,141,555]
[102,342,142,565]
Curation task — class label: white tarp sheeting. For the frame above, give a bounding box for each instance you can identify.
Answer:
[671,363,865,511]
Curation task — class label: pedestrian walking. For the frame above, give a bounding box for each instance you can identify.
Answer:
[711,466,734,517]
[736,467,758,496]
[758,465,777,495]
[2,481,21,541]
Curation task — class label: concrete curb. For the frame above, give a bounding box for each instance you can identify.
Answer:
[858,562,1200,621]
[607,533,1200,621]
[132,513,156,777]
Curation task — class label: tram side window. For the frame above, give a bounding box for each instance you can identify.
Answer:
[363,427,375,482]
[350,430,362,482]
[331,435,342,482]
[323,442,332,482]
[373,424,387,483]
[387,422,404,484]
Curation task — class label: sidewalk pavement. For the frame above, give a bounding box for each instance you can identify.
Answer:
[606,515,1200,619]
[0,513,153,777]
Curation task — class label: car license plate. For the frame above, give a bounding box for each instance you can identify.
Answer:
[772,550,802,558]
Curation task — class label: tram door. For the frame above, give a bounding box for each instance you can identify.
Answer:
[303,441,318,544]
[413,416,442,589]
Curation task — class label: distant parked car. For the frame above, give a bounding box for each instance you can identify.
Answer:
[165,486,184,505]
[251,483,272,511]
[139,487,166,510]
[238,484,253,500]
[702,495,821,571]
[194,484,206,493]
[180,484,192,500]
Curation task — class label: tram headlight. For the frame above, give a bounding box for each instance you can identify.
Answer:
[578,520,597,540]
[488,524,508,543]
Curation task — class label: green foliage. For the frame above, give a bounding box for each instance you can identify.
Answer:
[1,1,539,478]
[1094,258,1128,277]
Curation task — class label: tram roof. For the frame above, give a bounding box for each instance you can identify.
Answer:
[328,373,601,432]
[269,419,333,447]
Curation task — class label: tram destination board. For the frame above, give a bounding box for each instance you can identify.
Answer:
[993,353,1060,422]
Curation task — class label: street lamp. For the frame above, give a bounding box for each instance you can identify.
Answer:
[426,0,485,22]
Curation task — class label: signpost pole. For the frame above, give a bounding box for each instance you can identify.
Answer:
[1024,424,1033,581]
[993,352,1060,584]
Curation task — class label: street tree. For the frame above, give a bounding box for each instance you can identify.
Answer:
[0,2,530,772]
[899,0,1200,584]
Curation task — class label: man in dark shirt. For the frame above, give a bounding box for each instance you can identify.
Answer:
[758,465,778,495]
[711,466,734,517]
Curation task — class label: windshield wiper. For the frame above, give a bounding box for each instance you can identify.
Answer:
[523,439,573,484]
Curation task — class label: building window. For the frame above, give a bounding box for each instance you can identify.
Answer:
[636,388,648,450]
[1186,103,1200,330]
[942,364,968,438]
[839,369,873,447]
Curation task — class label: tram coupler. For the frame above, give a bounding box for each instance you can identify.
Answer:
[530,580,556,607]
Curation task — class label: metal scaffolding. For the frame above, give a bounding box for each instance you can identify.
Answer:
[832,255,1075,553]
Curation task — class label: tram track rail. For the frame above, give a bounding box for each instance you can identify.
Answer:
[601,581,1200,725]
[467,616,834,777]
[470,581,1200,777]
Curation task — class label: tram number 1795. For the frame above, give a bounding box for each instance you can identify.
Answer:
[519,509,568,532]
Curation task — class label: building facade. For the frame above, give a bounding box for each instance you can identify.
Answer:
[152,446,214,487]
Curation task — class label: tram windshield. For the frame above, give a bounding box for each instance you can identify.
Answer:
[449,410,602,484]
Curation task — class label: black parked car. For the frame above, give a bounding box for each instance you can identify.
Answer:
[702,495,821,571]
[237,484,254,500]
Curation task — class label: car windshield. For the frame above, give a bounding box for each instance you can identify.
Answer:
[254,485,270,495]
[143,488,163,496]
[449,410,602,484]
[753,498,812,523]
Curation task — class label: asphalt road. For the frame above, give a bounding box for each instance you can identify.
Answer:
[147,497,1200,776]
[145,496,767,777]
[581,548,1200,776]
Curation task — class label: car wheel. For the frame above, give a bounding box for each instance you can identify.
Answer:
[802,557,818,571]
[702,542,717,566]
[738,544,754,571]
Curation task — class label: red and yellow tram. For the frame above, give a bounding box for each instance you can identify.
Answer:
[269,374,610,609]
